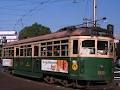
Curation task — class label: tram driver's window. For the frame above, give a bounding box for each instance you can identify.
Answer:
[82,40,95,54]
[97,41,108,55]
[73,40,78,54]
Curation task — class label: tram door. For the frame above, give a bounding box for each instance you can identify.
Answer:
[32,58,41,73]
[70,39,80,77]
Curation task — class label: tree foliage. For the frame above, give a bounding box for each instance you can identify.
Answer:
[18,23,51,39]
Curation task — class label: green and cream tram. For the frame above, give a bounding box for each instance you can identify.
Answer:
[2,25,114,88]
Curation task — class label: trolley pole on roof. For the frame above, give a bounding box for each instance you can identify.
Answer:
[93,0,97,27]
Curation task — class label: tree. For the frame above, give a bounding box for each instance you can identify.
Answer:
[18,23,51,39]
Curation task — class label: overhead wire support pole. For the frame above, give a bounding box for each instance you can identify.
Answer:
[93,0,97,27]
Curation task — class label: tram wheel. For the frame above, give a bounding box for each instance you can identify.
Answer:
[44,76,55,84]
[61,80,69,87]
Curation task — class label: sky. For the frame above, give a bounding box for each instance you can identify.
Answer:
[0,0,119,35]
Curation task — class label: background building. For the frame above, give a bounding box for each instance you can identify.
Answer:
[0,30,17,44]
[0,30,18,57]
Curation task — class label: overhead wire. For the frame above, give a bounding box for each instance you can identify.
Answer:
[13,0,50,30]
[0,0,82,31]
[0,0,49,30]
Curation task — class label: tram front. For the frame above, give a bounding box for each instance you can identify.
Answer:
[79,36,114,83]
[69,26,114,87]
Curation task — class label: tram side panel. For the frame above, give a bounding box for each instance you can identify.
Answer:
[68,57,113,82]
[12,56,113,82]
[12,57,79,80]
[11,54,113,89]
[13,57,43,78]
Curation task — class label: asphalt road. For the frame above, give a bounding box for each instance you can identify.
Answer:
[0,72,74,90]
[0,64,73,90]
[0,64,119,90]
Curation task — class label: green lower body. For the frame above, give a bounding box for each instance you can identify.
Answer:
[12,57,113,82]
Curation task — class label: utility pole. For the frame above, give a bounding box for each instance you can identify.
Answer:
[93,0,97,27]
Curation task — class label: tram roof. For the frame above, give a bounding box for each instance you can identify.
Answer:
[4,26,113,46]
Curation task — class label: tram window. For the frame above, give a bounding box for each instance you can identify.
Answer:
[12,50,14,56]
[82,40,95,47]
[9,49,14,56]
[73,40,78,54]
[8,48,11,56]
[3,50,5,57]
[34,46,39,56]
[24,49,27,56]
[26,45,32,56]
[3,49,5,57]
[6,49,9,57]
[20,49,23,56]
[54,41,60,44]
[27,48,32,56]
[16,48,19,56]
[47,42,52,45]
[0,51,1,58]
[61,40,68,43]
[27,45,31,47]
[97,41,108,55]
[41,47,46,56]
[110,42,113,54]
[47,46,52,56]
[54,45,60,56]
[41,43,46,45]
[61,45,68,56]
[82,40,95,54]
[20,46,23,48]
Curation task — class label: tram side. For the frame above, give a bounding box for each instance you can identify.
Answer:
[2,27,114,88]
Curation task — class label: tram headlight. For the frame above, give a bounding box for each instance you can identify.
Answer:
[98,64,105,75]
